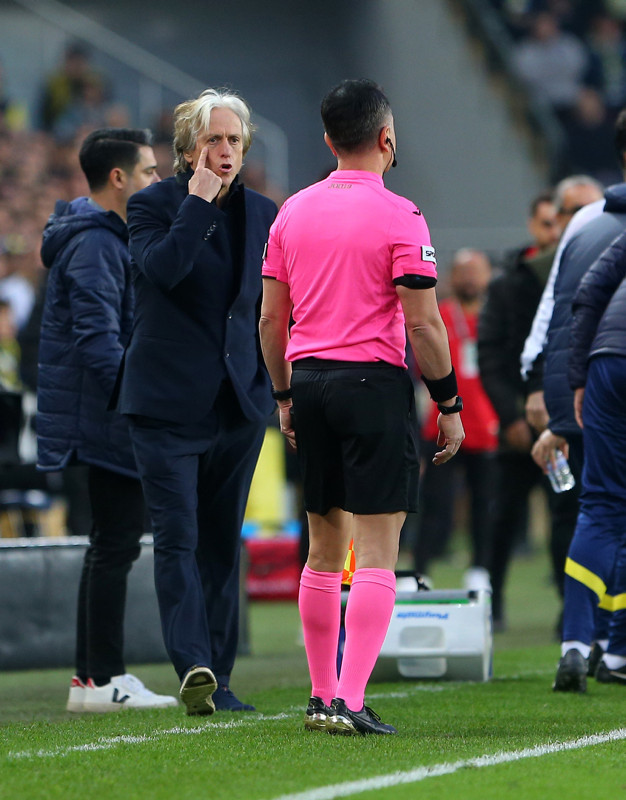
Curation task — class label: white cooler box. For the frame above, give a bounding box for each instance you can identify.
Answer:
[372,585,493,682]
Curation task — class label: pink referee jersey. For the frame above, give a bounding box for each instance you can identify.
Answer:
[262,170,437,368]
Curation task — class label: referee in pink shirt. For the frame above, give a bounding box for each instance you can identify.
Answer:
[259,79,464,735]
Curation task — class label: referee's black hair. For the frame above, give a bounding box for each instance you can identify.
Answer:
[321,79,392,154]
[79,127,153,192]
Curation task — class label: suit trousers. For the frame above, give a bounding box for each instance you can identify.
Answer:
[75,465,144,683]
[562,355,626,653]
[127,381,266,682]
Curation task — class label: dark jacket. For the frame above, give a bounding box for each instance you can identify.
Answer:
[544,184,626,435]
[478,244,554,433]
[37,197,137,477]
[570,227,626,389]
[116,173,277,424]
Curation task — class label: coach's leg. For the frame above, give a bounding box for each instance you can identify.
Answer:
[128,419,211,680]
[195,414,266,685]
[300,508,352,705]
[334,512,404,711]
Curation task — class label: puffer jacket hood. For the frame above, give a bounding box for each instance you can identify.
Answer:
[602,182,626,214]
[41,197,128,269]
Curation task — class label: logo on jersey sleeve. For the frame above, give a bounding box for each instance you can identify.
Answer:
[421,245,437,265]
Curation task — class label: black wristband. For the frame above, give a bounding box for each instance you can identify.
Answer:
[420,367,458,403]
[271,387,293,401]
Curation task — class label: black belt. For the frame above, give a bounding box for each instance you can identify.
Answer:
[292,358,396,370]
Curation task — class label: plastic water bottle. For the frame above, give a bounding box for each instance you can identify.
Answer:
[546,450,576,493]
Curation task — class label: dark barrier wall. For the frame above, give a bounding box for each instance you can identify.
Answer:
[0,538,167,671]
[0,538,250,671]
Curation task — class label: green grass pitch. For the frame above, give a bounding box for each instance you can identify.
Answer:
[1,544,625,800]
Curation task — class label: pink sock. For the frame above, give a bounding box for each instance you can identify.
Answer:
[335,568,396,711]
[298,564,343,706]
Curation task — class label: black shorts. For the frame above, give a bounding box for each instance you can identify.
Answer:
[290,360,420,515]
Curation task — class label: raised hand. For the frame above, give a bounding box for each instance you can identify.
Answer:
[188,146,223,203]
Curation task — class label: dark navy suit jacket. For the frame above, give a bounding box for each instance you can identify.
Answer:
[116,171,277,424]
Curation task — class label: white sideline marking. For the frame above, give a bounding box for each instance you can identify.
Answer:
[2,669,571,762]
[269,728,626,800]
[7,713,292,760]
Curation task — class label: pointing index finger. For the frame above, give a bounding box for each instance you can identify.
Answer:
[196,146,208,171]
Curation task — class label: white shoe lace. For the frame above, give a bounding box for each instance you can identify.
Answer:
[116,673,155,697]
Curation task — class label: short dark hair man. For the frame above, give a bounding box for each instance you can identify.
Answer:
[260,79,464,735]
[115,89,277,714]
[37,128,174,711]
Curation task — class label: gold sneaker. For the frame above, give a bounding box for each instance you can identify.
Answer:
[304,696,332,732]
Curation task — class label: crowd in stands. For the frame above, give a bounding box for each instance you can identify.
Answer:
[0,43,279,386]
[0,43,283,537]
[488,0,626,183]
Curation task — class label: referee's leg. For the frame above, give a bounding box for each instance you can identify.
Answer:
[334,513,404,712]
[299,509,351,707]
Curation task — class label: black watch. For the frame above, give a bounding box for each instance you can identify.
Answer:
[437,395,463,415]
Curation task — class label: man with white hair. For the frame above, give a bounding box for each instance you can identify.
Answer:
[115,88,277,714]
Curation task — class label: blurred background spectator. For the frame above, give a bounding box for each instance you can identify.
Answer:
[561,87,622,184]
[0,58,27,134]
[585,12,626,121]
[413,249,498,592]
[512,11,590,125]
[0,235,35,332]
[39,42,109,134]
[0,298,20,391]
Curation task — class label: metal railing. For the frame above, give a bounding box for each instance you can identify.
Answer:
[10,0,289,191]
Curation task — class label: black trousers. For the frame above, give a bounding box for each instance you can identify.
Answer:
[127,382,265,682]
[75,465,144,682]
[414,444,495,575]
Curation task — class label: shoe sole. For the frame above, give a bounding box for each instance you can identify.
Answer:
[180,667,218,716]
[303,714,330,732]
[328,715,358,736]
[328,711,397,735]
[80,701,178,712]
[66,701,85,713]
[80,703,128,713]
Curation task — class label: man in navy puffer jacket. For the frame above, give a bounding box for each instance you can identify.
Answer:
[551,228,626,690]
[37,128,177,712]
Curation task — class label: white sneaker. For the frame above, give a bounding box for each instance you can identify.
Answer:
[463,567,492,593]
[81,673,178,713]
[66,675,87,712]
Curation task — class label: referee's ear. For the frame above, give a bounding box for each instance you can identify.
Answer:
[324,132,338,158]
